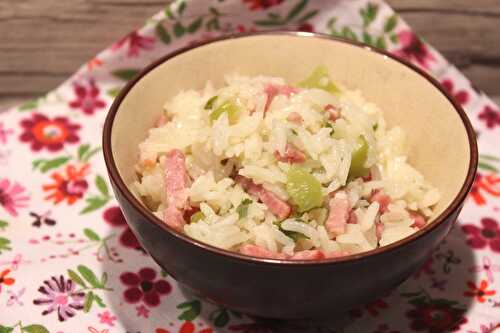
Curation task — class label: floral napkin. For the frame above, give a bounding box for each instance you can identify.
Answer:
[0,1,499,332]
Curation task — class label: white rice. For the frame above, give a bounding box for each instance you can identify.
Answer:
[134,69,440,258]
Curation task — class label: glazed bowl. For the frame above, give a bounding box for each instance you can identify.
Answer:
[103,32,477,319]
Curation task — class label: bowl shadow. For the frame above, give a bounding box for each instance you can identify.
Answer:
[102,221,477,333]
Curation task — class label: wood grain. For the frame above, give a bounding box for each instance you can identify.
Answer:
[0,0,499,110]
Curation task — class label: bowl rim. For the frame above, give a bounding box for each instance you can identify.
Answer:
[102,30,478,266]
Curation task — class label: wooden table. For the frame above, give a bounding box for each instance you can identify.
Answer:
[1,0,499,110]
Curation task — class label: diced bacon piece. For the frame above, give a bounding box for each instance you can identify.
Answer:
[370,190,391,214]
[324,104,340,121]
[235,176,291,220]
[155,114,168,127]
[163,149,189,231]
[164,149,189,209]
[410,212,426,229]
[239,244,287,259]
[290,250,325,260]
[183,206,200,222]
[163,205,185,232]
[326,191,351,238]
[348,211,358,224]
[274,144,306,164]
[264,84,299,114]
[375,221,384,241]
[324,250,351,259]
[287,112,303,124]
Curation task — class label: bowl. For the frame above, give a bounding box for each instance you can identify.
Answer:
[103,31,477,319]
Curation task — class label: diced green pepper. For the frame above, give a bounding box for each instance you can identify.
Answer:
[204,95,218,110]
[286,166,324,212]
[209,100,240,124]
[348,136,370,180]
[273,220,308,241]
[236,198,252,218]
[298,65,340,95]
[190,211,205,224]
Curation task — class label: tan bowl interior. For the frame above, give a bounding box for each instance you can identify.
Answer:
[111,34,471,222]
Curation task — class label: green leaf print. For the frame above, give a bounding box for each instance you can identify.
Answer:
[390,33,399,43]
[480,154,500,162]
[156,24,172,44]
[95,175,109,197]
[254,19,283,27]
[68,269,87,288]
[80,146,101,163]
[187,17,204,33]
[101,272,108,285]
[384,14,398,32]
[0,220,8,231]
[83,291,94,312]
[210,308,230,327]
[362,31,373,45]
[93,293,106,308]
[478,162,498,172]
[360,2,378,27]
[286,0,308,21]
[177,300,201,321]
[341,27,358,41]
[77,265,103,288]
[0,237,12,254]
[107,87,122,98]
[177,1,186,15]
[112,69,140,81]
[375,36,387,49]
[84,228,101,241]
[298,9,318,23]
[18,99,39,112]
[38,157,71,173]
[80,196,109,214]
[78,144,90,160]
[23,325,50,333]
[0,325,13,333]
[173,22,186,37]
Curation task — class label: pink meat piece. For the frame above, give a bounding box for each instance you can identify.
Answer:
[324,250,351,259]
[235,176,291,220]
[239,244,287,259]
[155,114,168,128]
[274,144,306,164]
[324,104,340,121]
[375,221,384,241]
[163,149,189,231]
[264,84,299,114]
[371,190,391,214]
[326,191,351,238]
[410,212,426,229]
[348,211,358,224]
[289,250,325,260]
[287,112,303,124]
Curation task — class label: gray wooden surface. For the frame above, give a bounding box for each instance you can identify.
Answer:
[1,0,499,110]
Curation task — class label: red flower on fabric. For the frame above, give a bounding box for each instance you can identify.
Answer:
[393,30,436,69]
[0,178,29,217]
[462,217,500,252]
[349,298,389,318]
[441,79,469,106]
[406,299,467,333]
[469,173,500,206]
[103,206,142,251]
[414,256,435,278]
[43,164,90,205]
[242,0,283,10]
[19,113,80,152]
[69,80,106,115]
[112,31,155,57]
[120,267,171,307]
[478,105,500,129]
[297,22,314,32]
[156,322,213,333]
[0,269,15,292]
[464,280,496,303]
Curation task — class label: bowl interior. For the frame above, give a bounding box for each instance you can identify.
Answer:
[110,33,472,228]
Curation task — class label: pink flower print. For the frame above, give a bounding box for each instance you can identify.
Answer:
[462,217,500,252]
[136,304,150,318]
[441,79,469,106]
[0,122,13,144]
[393,30,436,69]
[6,287,25,306]
[112,31,155,57]
[69,79,106,115]
[97,310,117,326]
[470,256,500,283]
[33,275,85,321]
[478,105,500,129]
[0,178,29,217]
[0,253,31,271]
[120,267,172,307]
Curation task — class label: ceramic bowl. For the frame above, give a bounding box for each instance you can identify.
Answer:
[103,32,477,319]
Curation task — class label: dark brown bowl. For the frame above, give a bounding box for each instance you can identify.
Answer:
[103,31,477,319]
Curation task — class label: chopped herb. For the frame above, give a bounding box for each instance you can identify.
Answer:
[209,100,240,124]
[236,199,252,218]
[291,129,298,135]
[373,123,378,131]
[204,95,218,110]
[298,65,340,95]
[190,211,205,223]
[324,122,335,136]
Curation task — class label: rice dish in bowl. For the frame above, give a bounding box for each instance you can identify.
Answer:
[133,66,440,260]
